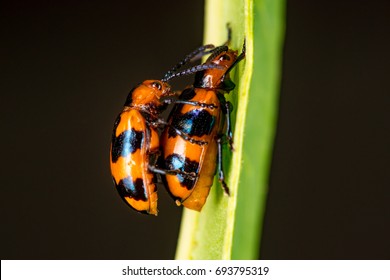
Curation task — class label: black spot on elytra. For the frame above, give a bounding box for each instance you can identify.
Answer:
[111,117,144,163]
[168,109,215,138]
[179,87,196,101]
[116,176,147,201]
[164,153,199,190]
[194,71,206,88]
[124,87,136,106]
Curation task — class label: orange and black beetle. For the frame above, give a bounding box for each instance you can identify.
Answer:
[110,80,171,215]
[160,43,246,211]
[110,45,223,215]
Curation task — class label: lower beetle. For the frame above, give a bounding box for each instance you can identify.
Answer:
[161,42,246,211]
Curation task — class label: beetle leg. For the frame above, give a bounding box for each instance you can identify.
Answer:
[163,98,218,109]
[175,100,218,109]
[148,151,196,179]
[148,165,196,180]
[216,134,230,195]
[169,125,208,146]
[224,100,234,151]
[150,119,208,146]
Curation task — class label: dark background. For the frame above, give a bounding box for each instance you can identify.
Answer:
[1,1,389,259]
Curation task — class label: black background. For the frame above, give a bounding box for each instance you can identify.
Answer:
[1,1,389,259]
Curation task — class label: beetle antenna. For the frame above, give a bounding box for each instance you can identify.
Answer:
[163,44,215,80]
[162,63,224,82]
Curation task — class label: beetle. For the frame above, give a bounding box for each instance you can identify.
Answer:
[110,45,224,215]
[160,43,246,211]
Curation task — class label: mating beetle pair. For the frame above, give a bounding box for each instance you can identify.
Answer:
[110,40,245,215]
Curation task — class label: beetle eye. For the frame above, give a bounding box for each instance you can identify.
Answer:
[219,54,231,61]
[151,82,162,90]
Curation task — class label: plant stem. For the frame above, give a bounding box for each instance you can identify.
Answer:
[175,0,285,260]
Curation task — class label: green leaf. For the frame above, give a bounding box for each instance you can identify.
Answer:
[175,0,285,260]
